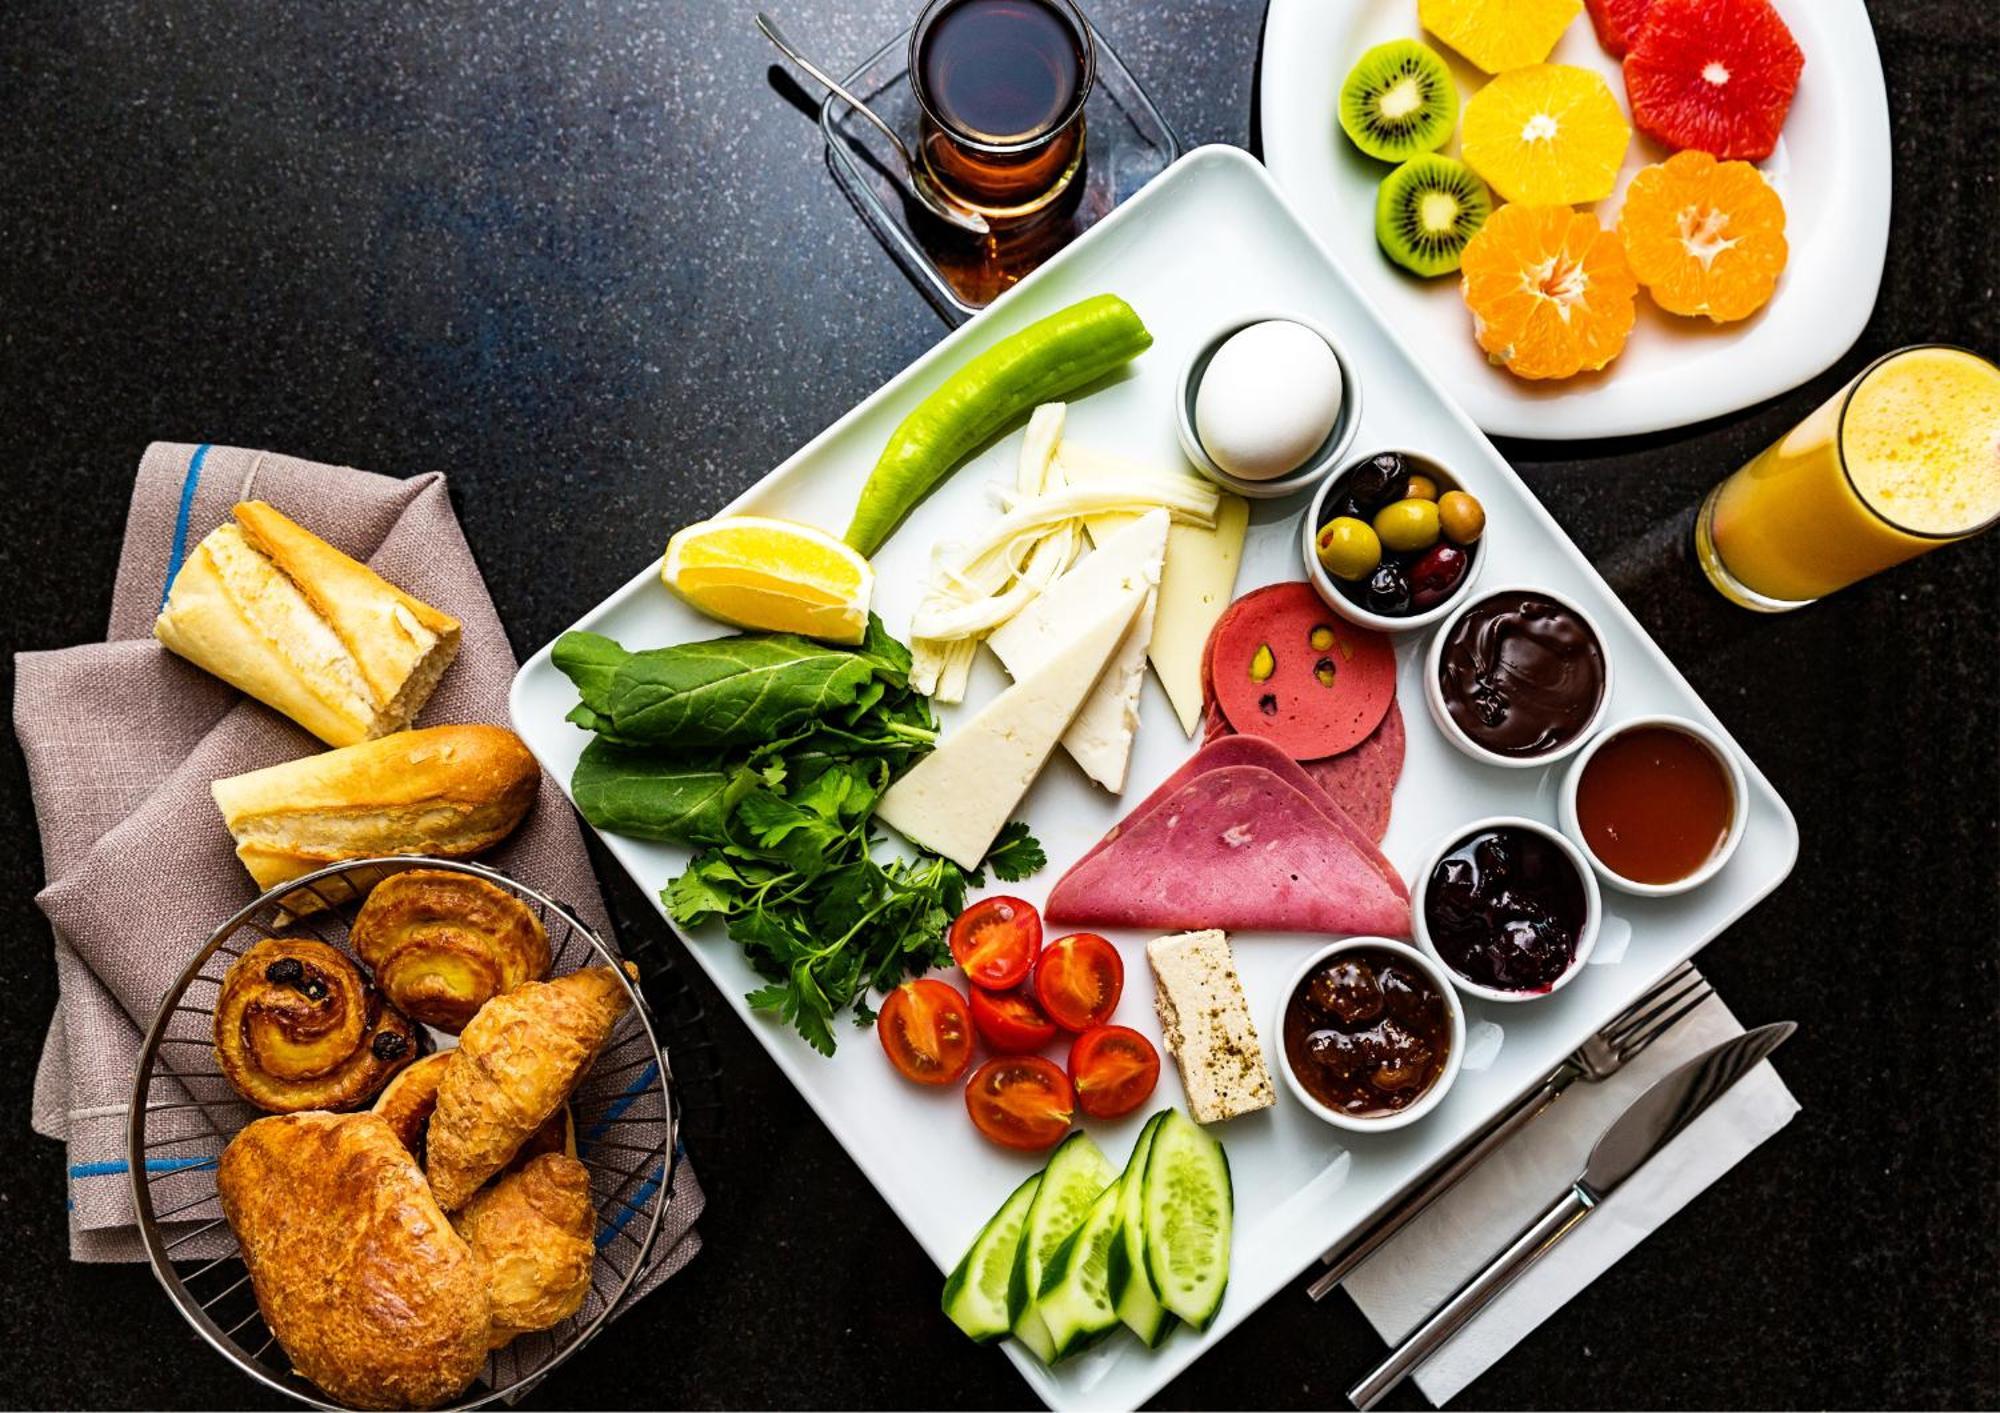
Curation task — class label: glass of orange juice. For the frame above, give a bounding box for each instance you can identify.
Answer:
[1695,345,2000,610]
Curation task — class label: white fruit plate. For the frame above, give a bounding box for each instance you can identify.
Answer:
[1259,0,1893,440]
[510,146,1798,1411]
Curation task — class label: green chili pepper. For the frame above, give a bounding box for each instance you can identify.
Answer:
[843,293,1154,557]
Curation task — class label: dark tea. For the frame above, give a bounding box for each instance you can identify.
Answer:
[909,0,1094,218]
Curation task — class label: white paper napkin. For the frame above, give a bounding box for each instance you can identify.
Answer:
[1342,985,1799,1406]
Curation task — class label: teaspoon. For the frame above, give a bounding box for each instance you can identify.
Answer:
[755,12,991,237]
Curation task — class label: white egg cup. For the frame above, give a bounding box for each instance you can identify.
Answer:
[1557,713,1751,897]
[1274,936,1465,1133]
[1175,310,1362,500]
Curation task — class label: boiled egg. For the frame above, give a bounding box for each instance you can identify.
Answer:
[1193,319,1344,482]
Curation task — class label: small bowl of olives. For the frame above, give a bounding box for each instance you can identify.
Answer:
[1302,449,1488,632]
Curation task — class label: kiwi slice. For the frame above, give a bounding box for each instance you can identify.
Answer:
[1375,155,1492,278]
[1339,39,1458,162]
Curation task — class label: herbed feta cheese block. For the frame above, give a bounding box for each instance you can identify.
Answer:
[1146,929,1275,1125]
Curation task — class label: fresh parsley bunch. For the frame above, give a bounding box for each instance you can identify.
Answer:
[553,617,1045,1054]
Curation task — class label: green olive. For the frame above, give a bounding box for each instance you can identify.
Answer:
[1373,498,1441,554]
[1315,516,1382,581]
[1439,490,1486,545]
[1405,473,1440,501]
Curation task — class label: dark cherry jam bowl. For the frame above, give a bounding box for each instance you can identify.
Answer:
[1280,943,1458,1124]
[1418,821,1599,1000]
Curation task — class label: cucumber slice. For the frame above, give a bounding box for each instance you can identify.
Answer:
[1142,1110,1233,1331]
[1008,1131,1114,1363]
[942,1171,1042,1343]
[1107,1110,1178,1347]
[1035,1179,1125,1360]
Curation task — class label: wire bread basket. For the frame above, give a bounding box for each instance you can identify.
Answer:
[127,855,680,1411]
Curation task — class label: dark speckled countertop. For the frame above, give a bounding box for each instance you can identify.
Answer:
[1,2,1995,1408]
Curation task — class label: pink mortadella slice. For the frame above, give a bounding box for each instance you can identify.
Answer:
[1045,763,1412,938]
[1302,700,1407,845]
[1070,734,1407,903]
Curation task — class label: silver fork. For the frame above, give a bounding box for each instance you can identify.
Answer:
[1305,960,1713,1302]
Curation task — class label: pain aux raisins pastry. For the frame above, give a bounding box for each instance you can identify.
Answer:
[214,936,422,1113]
[351,869,552,1033]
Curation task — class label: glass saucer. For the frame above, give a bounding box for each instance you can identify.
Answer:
[821,11,1181,323]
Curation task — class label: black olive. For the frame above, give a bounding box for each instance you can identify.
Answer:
[1347,452,1410,511]
[263,957,304,985]
[1363,561,1411,615]
[371,1031,409,1061]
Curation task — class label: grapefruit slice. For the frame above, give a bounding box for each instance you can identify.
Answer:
[1584,0,1653,57]
[1622,0,1804,161]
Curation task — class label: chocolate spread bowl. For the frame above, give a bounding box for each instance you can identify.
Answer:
[1275,937,1466,1132]
[1423,583,1614,769]
[1411,815,1602,1004]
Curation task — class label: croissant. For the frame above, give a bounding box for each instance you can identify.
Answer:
[374,1052,573,1169]
[453,1152,596,1348]
[351,870,551,1032]
[218,1112,489,1410]
[426,967,630,1210]
[215,937,421,1112]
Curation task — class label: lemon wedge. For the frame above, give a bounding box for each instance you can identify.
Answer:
[662,516,874,644]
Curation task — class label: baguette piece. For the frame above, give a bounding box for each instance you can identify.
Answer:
[155,500,460,747]
[211,724,539,894]
[1146,929,1276,1125]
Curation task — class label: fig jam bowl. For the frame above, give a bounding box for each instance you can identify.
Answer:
[1174,310,1362,500]
[1275,936,1465,1133]
[1303,449,1487,632]
[1412,815,1603,1005]
[1424,583,1614,770]
[1558,713,1751,898]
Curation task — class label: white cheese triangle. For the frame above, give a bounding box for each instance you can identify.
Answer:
[1059,446,1248,736]
[874,566,1150,870]
[985,509,1167,794]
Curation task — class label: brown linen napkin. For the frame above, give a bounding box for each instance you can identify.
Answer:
[15,444,704,1304]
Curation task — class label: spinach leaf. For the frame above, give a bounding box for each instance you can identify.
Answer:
[571,738,734,844]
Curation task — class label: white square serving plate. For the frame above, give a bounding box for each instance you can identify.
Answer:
[510,146,1798,1411]
[1258,0,1893,440]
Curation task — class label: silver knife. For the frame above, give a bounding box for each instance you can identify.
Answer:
[1347,1021,1796,1410]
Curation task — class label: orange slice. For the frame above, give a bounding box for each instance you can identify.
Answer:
[1420,0,1582,75]
[1461,64,1632,206]
[1617,150,1788,323]
[1460,204,1639,381]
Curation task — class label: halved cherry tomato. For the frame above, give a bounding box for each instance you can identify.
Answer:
[968,986,1059,1053]
[1068,1025,1161,1120]
[948,896,1042,990]
[1033,933,1124,1032]
[876,978,973,1087]
[964,1055,1075,1152]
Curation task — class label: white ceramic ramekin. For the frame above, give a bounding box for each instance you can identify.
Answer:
[1410,815,1602,1004]
[1558,713,1750,897]
[1274,936,1466,1132]
[1175,310,1362,500]
[1423,583,1614,770]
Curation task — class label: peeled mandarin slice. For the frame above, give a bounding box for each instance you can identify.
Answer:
[1460,204,1639,381]
[1617,150,1788,322]
[1419,0,1582,75]
[1462,64,1631,206]
[662,515,874,643]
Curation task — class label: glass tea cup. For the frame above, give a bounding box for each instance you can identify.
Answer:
[908,0,1096,219]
